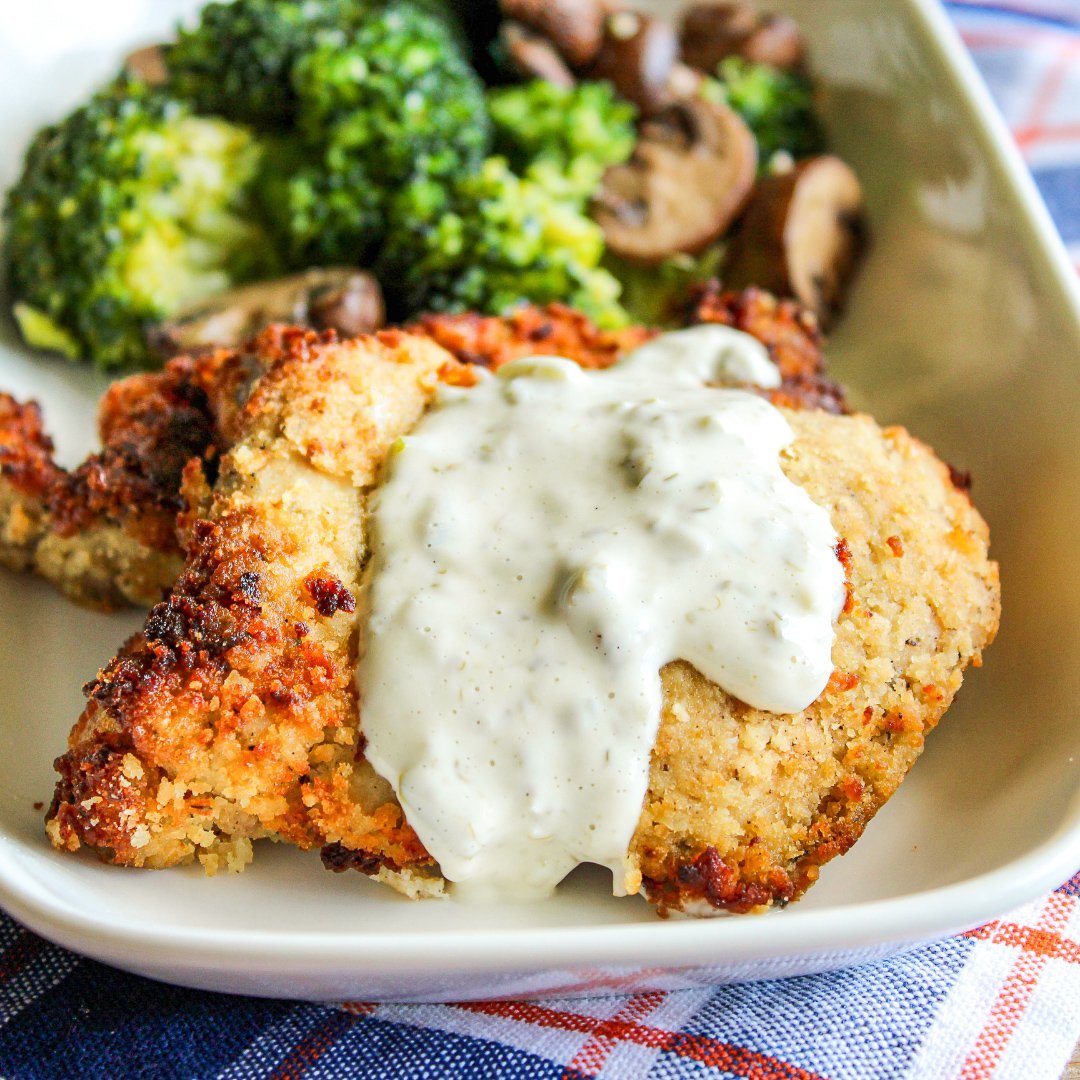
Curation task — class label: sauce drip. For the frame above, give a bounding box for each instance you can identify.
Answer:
[359,328,844,900]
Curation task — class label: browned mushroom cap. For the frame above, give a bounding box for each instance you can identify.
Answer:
[147,269,385,358]
[500,0,605,69]
[593,97,757,265]
[742,15,804,70]
[587,11,680,115]
[499,21,576,88]
[124,44,168,85]
[680,3,805,73]
[723,156,866,326]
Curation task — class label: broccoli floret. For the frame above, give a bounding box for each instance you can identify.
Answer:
[487,81,637,203]
[167,0,463,131]
[260,4,491,266]
[168,0,367,129]
[711,57,824,167]
[3,78,275,370]
[380,157,626,326]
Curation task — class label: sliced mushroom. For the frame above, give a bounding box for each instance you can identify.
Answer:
[587,11,680,115]
[723,156,866,326]
[499,21,576,88]
[741,15,804,70]
[592,97,757,265]
[681,0,758,70]
[499,0,605,69]
[307,272,386,338]
[148,269,385,358]
[124,44,168,85]
[680,3,805,73]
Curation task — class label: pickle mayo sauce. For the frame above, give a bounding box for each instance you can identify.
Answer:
[358,325,844,901]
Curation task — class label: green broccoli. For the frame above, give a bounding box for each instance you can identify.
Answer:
[168,0,367,129]
[487,80,637,203]
[380,157,626,326]
[167,0,463,131]
[3,78,275,371]
[265,4,490,265]
[711,57,824,167]
[608,246,727,328]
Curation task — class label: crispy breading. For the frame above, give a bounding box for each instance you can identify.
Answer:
[46,325,998,913]
[47,328,455,896]
[419,292,845,413]
[0,330,297,609]
[0,395,60,571]
[0,359,214,608]
[412,302,653,371]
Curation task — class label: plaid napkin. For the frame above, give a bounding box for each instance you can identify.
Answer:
[2,2,1079,1078]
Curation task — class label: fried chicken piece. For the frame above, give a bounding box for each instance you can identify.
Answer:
[46,325,998,914]
[0,329,292,610]
[48,327,455,895]
[0,361,210,609]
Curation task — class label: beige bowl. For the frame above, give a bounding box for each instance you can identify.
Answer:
[0,0,1075,1000]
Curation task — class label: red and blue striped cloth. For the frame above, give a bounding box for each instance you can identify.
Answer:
[1,3,1079,1077]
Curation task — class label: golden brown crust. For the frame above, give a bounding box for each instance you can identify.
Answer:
[47,328,456,895]
[49,358,215,552]
[419,292,845,414]
[0,395,61,571]
[45,321,999,916]
[413,302,654,372]
[0,333,293,609]
[0,359,219,608]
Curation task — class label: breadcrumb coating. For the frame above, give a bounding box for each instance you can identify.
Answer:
[0,359,213,608]
[45,323,998,913]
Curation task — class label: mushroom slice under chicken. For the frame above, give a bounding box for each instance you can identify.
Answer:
[148,269,385,358]
[593,97,757,264]
[723,155,866,326]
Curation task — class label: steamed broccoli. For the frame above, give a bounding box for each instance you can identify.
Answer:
[167,0,462,131]
[380,157,626,326]
[168,0,369,129]
[487,81,637,203]
[3,78,275,370]
[264,5,490,265]
[712,57,824,167]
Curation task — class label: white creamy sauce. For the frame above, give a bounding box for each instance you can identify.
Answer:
[358,329,844,902]
[618,323,783,390]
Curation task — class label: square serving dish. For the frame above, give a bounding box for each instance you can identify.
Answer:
[0,0,1077,1002]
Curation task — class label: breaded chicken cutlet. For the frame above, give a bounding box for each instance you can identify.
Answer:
[44,319,999,914]
[0,289,842,611]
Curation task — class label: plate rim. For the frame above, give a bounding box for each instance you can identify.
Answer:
[0,0,1078,996]
[0,791,1077,975]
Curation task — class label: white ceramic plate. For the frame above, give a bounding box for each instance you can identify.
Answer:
[0,0,1077,1002]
